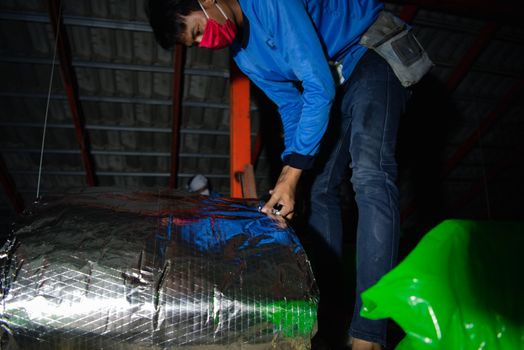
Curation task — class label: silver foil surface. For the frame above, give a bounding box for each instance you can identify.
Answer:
[0,188,318,349]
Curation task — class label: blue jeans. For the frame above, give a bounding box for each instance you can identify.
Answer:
[307,50,410,347]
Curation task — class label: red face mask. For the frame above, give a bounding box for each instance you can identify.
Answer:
[198,1,237,49]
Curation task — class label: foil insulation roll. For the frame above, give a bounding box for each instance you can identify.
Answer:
[0,188,318,349]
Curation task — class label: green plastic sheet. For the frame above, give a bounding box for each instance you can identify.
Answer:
[361,220,524,350]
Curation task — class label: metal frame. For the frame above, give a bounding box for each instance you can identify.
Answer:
[0,10,152,32]
[0,92,233,109]
[48,0,96,186]
[0,148,232,159]
[446,21,498,91]
[9,170,238,179]
[401,79,524,223]
[442,79,524,178]
[0,121,257,136]
[170,44,186,189]
[0,56,230,77]
[400,17,504,223]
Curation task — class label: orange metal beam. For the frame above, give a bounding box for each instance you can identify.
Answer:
[229,60,251,198]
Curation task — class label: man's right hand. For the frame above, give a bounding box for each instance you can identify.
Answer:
[260,165,302,220]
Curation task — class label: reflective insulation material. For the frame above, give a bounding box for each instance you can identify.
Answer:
[0,188,318,349]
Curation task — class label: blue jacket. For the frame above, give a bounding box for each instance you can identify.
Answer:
[231,0,383,169]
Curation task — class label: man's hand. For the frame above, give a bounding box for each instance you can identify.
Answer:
[261,165,302,219]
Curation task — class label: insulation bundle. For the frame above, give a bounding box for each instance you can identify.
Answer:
[0,188,318,349]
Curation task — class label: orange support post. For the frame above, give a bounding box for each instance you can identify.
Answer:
[229,60,251,198]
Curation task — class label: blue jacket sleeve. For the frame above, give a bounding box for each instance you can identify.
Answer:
[246,74,302,164]
[254,0,336,169]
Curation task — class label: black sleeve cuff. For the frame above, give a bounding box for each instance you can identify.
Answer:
[283,153,316,170]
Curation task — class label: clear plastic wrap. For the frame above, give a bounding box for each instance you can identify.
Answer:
[0,188,318,349]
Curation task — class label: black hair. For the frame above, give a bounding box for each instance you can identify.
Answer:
[145,0,201,49]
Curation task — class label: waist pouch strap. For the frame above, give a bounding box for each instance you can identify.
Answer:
[360,11,433,87]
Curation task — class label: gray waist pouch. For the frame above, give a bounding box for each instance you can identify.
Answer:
[360,11,433,87]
